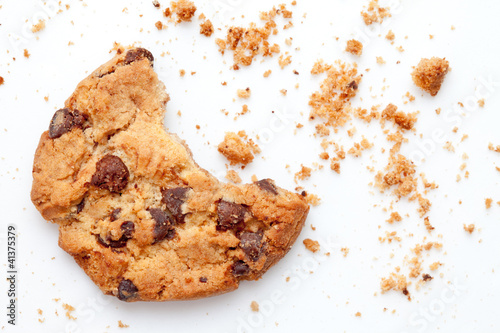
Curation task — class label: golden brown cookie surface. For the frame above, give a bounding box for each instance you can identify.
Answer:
[31,48,309,302]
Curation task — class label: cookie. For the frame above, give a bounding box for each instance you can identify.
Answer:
[31,48,309,301]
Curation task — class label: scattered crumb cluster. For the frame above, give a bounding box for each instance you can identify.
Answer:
[360,0,391,25]
[215,4,294,69]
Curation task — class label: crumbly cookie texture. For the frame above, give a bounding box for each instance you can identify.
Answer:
[31,48,309,302]
[411,57,450,96]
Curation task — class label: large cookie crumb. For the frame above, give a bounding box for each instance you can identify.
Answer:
[411,57,450,96]
[218,131,261,166]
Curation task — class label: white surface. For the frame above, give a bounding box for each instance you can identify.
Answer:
[1,0,500,332]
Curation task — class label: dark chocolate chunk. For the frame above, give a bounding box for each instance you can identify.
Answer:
[117,279,138,301]
[120,221,135,239]
[48,108,87,139]
[96,221,135,248]
[422,274,433,282]
[148,208,175,243]
[348,80,358,90]
[124,48,154,66]
[231,260,250,277]
[110,208,122,222]
[90,155,129,193]
[161,187,189,223]
[97,235,127,248]
[76,198,85,214]
[239,231,264,262]
[199,277,208,283]
[217,201,247,232]
[256,179,278,195]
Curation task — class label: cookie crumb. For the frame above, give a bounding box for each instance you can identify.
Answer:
[411,57,450,96]
[250,301,259,312]
[263,70,272,77]
[341,247,349,257]
[485,198,493,209]
[294,165,312,182]
[463,224,475,234]
[488,143,500,153]
[62,303,76,320]
[0,76,4,86]
[179,69,185,77]
[346,39,363,56]
[355,312,362,317]
[155,21,164,30]
[118,320,129,328]
[171,0,196,23]
[477,99,485,107]
[361,0,391,25]
[386,212,402,224]
[385,30,395,41]
[376,56,386,64]
[225,170,242,184]
[31,19,46,33]
[217,131,260,166]
[24,49,30,58]
[200,19,214,37]
[303,238,320,253]
[237,88,251,99]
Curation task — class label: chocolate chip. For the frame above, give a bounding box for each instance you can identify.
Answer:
[217,201,247,232]
[422,274,433,282]
[256,179,278,195]
[110,208,122,222]
[231,260,250,277]
[90,155,129,193]
[48,108,87,139]
[117,279,138,301]
[348,80,358,90]
[120,221,135,239]
[124,48,154,66]
[199,277,208,283]
[148,208,175,243]
[76,198,85,214]
[97,235,127,248]
[239,231,264,262]
[161,187,189,223]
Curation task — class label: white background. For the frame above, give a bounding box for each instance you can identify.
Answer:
[1,0,500,332]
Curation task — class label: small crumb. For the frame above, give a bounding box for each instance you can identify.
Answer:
[200,19,214,37]
[341,247,349,257]
[118,320,129,328]
[237,88,251,99]
[250,301,259,312]
[278,54,292,69]
[152,0,160,8]
[179,69,185,77]
[376,56,386,64]
[225,170,242,184]
[488,143,500,153]
[263,70,272,77]
[477,99,485,107]
[303,239,320,253]
[385,30,395,41]
[361,0,391,25]
[346,39,363,56]
[0,76,4,86]
[485,198,493,209]
[355,312,362,317]
[280,89,287,96]
[463,224,475,234]
[31,19,46,33]
[294,165,312,182]
[24,49,30,58]
[62,303,76,320]
[411,57,450,96]
[155,21,164,30]
[386,212,402,224]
